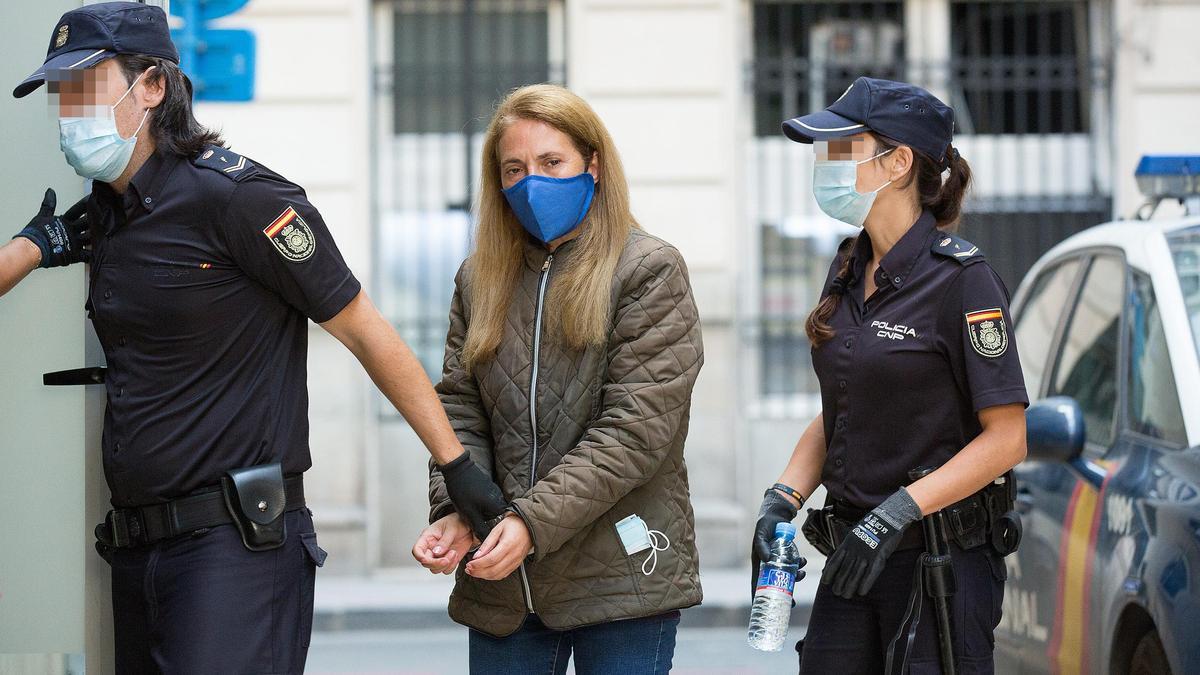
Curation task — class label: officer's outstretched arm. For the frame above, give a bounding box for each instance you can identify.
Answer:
[0,238,41,298]
[320,289,468,466]
[4,188,92,297]
[10,189,91,283]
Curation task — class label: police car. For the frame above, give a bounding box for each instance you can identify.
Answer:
[995,157,1200,674]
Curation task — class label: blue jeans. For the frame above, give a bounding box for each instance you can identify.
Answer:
[468,611,681,675]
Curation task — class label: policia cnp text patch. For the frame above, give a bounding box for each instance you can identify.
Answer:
[262,205,316,262]
[965,307,1008,357]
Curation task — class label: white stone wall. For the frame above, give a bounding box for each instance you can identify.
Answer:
[1111,0,1200,217]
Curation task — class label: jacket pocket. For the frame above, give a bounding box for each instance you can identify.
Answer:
[607,514,648,608]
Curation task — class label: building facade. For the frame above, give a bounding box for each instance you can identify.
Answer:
[193,0,1200,577]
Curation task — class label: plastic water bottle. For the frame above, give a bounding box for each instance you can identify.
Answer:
[747,522,800,652]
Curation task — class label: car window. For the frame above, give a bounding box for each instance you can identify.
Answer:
[1015,258,1083,399]
[1049,255,1123,449]
[1127,271,1187,445]
[1168,225,1200,364]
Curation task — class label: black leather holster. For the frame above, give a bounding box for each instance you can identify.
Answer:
[221,463,287,551]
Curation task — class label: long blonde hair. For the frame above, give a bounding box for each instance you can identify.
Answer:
[461,84,639,370]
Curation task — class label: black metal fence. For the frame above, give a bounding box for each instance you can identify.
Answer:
[372,0,565,385]
[748,0,1113,406]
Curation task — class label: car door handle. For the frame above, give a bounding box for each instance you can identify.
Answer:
[1015,486,1034,514]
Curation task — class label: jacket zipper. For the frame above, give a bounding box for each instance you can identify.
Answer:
[519,253,553,614]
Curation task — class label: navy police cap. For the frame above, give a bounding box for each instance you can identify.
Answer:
[14,1,179,99]
[782,77,955,166]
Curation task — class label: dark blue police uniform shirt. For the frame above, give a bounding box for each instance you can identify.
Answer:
[86,146,361,507]
[811,210,1028,511]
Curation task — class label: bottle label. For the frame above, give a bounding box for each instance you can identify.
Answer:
[756,567,795,597]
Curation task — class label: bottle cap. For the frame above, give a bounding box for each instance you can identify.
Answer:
[774,522,797,541]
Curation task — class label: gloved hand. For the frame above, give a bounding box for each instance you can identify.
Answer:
[439,452,508,540]
[751,488,800,598]
[821,487,922,599]
[14,189,90,268]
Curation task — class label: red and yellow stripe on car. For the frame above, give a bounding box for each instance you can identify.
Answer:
[1048,465,1114,674]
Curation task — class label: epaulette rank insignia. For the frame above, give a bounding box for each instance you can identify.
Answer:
[194,147,255,181]
[932,233,984,265]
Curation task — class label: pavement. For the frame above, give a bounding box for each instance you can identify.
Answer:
[310,567,818,672]
[306,626,805,674]
[313,567,819,632]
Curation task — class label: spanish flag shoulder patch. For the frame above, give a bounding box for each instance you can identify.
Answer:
[262,205,316,263]
[965,307,1008,357]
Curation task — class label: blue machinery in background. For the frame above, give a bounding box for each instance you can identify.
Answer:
[170,0,255,101]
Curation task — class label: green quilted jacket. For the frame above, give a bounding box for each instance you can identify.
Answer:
[428,228,705,637]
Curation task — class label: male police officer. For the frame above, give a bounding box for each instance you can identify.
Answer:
[13,3,506,672]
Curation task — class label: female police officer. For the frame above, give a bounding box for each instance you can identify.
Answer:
[750,77,1027,673]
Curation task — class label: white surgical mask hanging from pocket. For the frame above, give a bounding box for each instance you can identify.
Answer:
[615,514,671,576]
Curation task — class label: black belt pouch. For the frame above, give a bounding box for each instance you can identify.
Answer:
[801,506,837,557]
[221,463,287,551]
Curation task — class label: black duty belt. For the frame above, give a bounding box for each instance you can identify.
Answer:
[96,475,305,549]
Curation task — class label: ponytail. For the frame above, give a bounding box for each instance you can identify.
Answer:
[927,146,972,229]
[874,135,972,229]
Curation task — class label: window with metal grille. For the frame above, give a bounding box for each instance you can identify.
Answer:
[751,1,905,137]
[372,0,565,385]
[390,0,555,135]
[949,0,1093,135]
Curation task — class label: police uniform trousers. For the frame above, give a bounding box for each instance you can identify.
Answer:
[101,508,325,674]
[799,544,1006,675]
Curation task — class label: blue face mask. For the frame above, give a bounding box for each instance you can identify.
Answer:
[502,172,595,244]
[812,148,893,228]
[58,68,151,183]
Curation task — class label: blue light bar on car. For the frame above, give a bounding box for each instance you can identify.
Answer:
[1135,155,1200,201]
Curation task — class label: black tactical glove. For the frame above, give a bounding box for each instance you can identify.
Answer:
[14,189,90,268]
[439,452,508,540]
[751,487,801,598]
[821,487,922,599]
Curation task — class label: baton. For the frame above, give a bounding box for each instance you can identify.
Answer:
[909,467,957,675]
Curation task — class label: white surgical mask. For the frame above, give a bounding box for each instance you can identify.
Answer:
[58,67,152,183]
[812,148,894,228]
[615,514,671,576]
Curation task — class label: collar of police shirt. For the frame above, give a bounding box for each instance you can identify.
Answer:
[90,147,181,234]
[844,209,938,295]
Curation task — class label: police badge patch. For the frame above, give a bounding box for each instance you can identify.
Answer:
[965,308,1008,357]
[262,206,316,262]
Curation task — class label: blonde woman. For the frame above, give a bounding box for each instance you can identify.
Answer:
[411,84,704,674]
